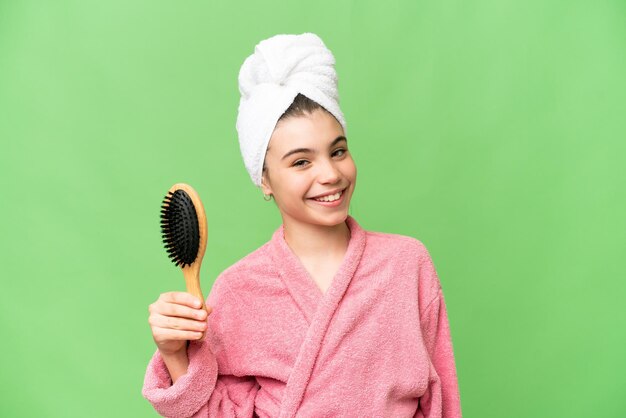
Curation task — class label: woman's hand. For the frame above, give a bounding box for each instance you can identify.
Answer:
[148,292,213,356]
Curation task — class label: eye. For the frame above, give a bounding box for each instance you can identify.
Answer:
[292,149,347,168]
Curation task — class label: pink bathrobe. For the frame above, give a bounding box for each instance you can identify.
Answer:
[142,215,462,417]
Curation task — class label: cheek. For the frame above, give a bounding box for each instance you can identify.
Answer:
[280,175,309,197]
[344,158,357,180]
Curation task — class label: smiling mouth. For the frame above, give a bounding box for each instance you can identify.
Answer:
[309,188,346,202]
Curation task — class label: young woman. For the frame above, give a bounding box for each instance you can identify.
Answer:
[143,33,462,418]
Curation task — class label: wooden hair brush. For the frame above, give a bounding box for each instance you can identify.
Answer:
[160,183,209,319]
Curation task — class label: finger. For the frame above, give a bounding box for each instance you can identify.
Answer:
[158,302,208,321]
[150,313,208,332]
[162,291,204,308]
[153,326,204,341]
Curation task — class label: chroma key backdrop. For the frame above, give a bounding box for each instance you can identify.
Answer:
[0,1,624,417]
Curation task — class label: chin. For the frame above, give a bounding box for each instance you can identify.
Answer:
[311,211,349,226]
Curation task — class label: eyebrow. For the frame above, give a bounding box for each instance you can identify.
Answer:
[280,136,348,161]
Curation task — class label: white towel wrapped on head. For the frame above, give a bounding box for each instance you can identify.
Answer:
[236,32,347,187]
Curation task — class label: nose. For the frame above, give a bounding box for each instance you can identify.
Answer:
[317,158,342,184]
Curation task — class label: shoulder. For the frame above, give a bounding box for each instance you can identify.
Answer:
[209,240,273,295]
[364,228,442,306]
[364,229,433,261]
[222,241,272,276]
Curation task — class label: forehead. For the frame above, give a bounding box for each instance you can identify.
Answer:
[268,110,344,151]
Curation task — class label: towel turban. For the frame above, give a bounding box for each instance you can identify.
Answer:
[236,32,347,187]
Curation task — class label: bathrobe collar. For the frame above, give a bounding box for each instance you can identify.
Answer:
[268,215,367,323]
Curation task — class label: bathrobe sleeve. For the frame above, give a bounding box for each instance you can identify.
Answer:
[416,244,463,418]
[142,341,259,418]
[142,273,260,418]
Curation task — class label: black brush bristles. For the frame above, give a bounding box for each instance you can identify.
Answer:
[160,189,200,268]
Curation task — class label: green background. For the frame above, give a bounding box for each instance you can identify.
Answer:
[1,1,624,417]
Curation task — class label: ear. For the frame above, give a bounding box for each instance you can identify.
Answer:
[260,172,272,195]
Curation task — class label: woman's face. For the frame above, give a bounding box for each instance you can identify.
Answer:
[261,108,357,228]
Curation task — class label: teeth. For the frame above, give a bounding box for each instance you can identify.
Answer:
[314,190,343,202]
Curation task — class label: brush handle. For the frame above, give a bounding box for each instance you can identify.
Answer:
[182,264,208,339]
[182,265,206,307]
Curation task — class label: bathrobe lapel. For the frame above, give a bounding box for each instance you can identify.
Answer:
[269,215,367,418]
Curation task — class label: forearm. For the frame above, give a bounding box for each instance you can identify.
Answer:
[160,344,190,383]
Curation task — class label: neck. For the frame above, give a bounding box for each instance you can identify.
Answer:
[282,216,351,261]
